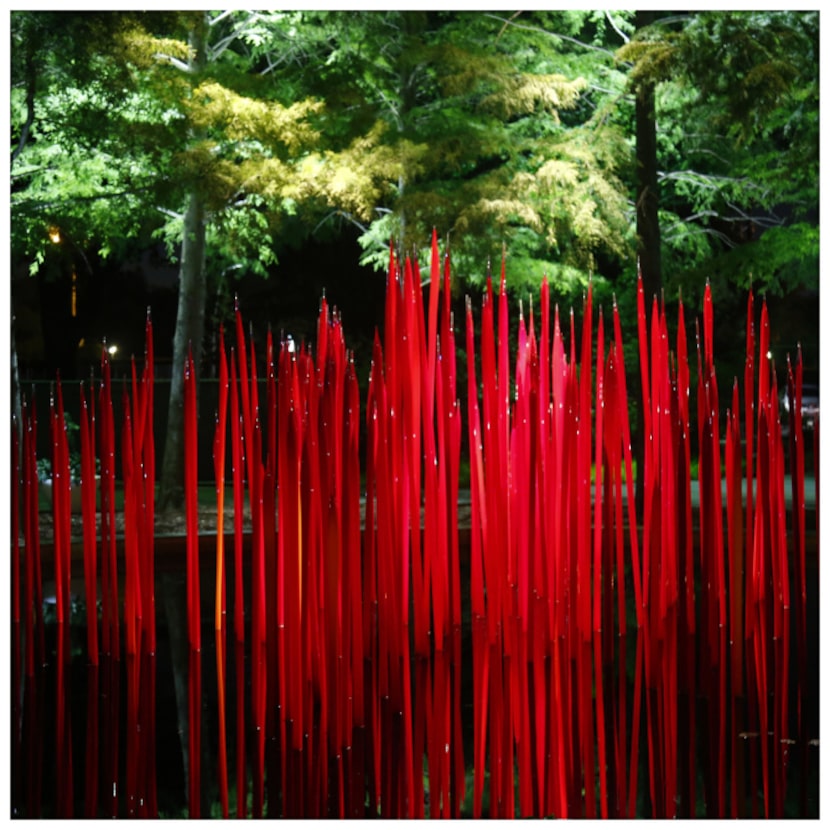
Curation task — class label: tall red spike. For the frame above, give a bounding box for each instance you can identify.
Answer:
[183,346,201,817]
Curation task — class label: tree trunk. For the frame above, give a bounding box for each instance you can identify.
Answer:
[635,76,661,299]
[634,10,662,519]
[158,189,208,511]
[156,187,207,812]
[158,11,209,512]
[11,315,23,446]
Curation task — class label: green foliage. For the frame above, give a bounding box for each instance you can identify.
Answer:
[11,10,415,288]
[10,8,816,327]
[35,413,99,484]
[680,223,819,298]
[617,10,818,305]
[304,10,635,294]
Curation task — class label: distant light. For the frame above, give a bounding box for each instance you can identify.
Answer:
[286,335,295,354]
[766,350,773,360]
[108,344,118,356]
[48,227,61,244]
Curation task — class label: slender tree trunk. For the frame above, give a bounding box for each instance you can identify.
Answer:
[634,10,662,519]
[635,79,661,300]
[158,190,208,511]
[156,187,207,814]
[394,11,427,250]
[11,315,23,445]
[158,11,209,512]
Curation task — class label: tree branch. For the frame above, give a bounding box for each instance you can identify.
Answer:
[664,223,734,246]
[208,10,236,28]
[314,209,368,235]
[483,13,619,59]
[658,170,775,210]
[154,53,193,73]
[208,19,263,63]
[722,201,784,228]
[12,184,157,212]
[157,206,185,220]
[605,11,630,44]
[664,202,786,247]
[494,11,523,43]
[10,164,45,179]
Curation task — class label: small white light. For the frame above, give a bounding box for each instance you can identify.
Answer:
[766,350,773,360]
[108,344,118,356]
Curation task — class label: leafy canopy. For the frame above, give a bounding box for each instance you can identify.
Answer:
[11,11,421,283]
[618,10,818,298]
[295,10,634,294]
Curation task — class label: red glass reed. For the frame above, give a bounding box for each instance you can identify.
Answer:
[51,381,75,816]
[122,377,141,817]
[464,293,488,818]
[232,299,254,816]
[214,327,230,817]
[754,301,772,817]
[277,337,301,813]
[21,394,44,817]
[743,289,759,817]
[264,327,279,816]
[79,381,100,818]
[676,298,696,818]
[183,347,201,817]
[79,387,98,661]
[98,346,120,817]
[129,333,157,817]
[725,382,742,817]
[787,351,806,787]
[245,327,267,819]
[139,312,158,817]
[229,347,247,816]
[12,242,816,820]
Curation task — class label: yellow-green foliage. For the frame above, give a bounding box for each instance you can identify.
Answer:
[113,25,192,71]
[481,73,587,120]
[617,37,678,87]
[111,18,414,230]
[186,82,323,153]
[219,120,427,224]
[437,41,586,121]
[316,124,427,221]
